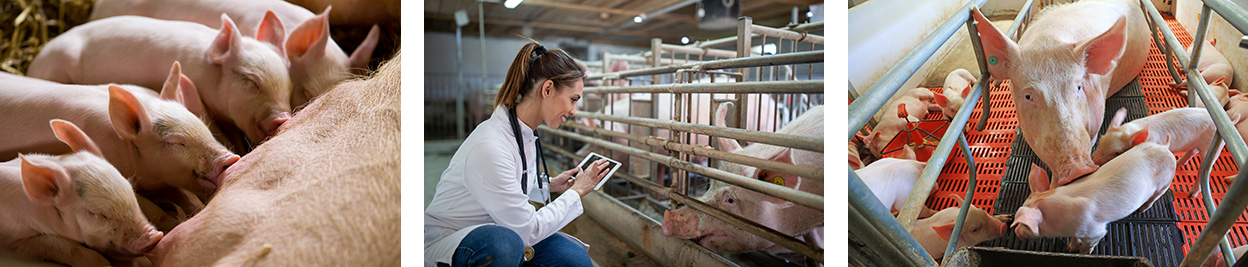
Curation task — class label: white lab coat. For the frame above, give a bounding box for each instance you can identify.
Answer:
[425,106,588,267]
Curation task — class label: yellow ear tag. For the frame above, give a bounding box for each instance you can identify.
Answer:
[772,176,784,186]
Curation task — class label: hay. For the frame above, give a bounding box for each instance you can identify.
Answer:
[1,0,93,75]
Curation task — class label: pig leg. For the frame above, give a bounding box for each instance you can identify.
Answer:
[919,207,938,219]
[10,234,110,266]
[1137,188,1167,214]
[1067,231,1106,254]
[1176,148,1200,169]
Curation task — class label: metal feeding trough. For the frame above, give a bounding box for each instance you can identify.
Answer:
[943,247,1153,267]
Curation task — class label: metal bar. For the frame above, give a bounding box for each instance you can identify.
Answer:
[898,77,988,229]
[969,3,994,132]
[850,170,936,266]
[789,21,824,33]
[586,51,823,80]
[573,112,824,153]
[692,22,824,49]
[545,143,825,262]
[541,126,824,210]
[579,191,741,267]
[847,0,988,141]
[1205,0,1248,35]
[944,134,979,258]
[582,80,824,94]
[1198,134,1236,267]
[659,43,740,58]
[561,122,823,182]
[736,17,753,134]
[751,24,825,44]
[1004,0,1034,42]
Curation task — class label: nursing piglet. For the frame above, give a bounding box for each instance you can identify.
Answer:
[91,0,381,107]
[910,198,1010,260]
[1014,134,1176,253]
[864,88,941,159]
[970,0,1150,187]
[0,64,238,204]
[28,15,293,150]
[941,68,977,118]
[0,119,162,265]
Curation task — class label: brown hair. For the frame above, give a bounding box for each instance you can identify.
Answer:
[494,41,584,109]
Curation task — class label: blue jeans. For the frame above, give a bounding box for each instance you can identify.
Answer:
[439,225,593,267]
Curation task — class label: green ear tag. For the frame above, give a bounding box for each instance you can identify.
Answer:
[988,56,998,65]
[772,177,785,186]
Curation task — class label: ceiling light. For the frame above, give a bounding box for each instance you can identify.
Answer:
[634,15,645,23]
[681,37,690,44]
[807,11,813,18]
[504,0,523,9]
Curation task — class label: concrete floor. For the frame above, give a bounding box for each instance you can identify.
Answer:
[424,139,462,209]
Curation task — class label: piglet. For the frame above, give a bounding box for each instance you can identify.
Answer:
[864,88,942,159]
[1217,91,1248,186]
[1015,133,1176,253]
[28,15,292,150]
[856,149,935,216]
[909,196,1010,260]
[0,119,162,265]
[940,68,977,118]
[1172,39,1235,91]
[1177,76,1234,108]
[1200,244,1248,267]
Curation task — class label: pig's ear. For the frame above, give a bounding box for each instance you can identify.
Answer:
[971,7,1019,80]
[108,85,151,140]
[713,102,743,153]
[961,84,973,99]
[1215,76,1229,86]
[1211,38,1218,46]
[49,119,104,158]
[349,25,381,74]
[1076,17,1129,75]
[899,145,917,160]
[160,62,206,115]
[1132,126,1150,146]
[933,223,956,241]
[159,61,184,99]
[1230,89,1243,98]
[286,7,331,60]
[1110,107,1128,129]
[19,155,69,205]
[1028,164,1051,193]
[256,11,288,60]
[208,14,243,65]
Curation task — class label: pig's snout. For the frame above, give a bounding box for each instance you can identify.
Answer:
[129,224,164,255]
[208,154,241,186]
[262,112,291,137]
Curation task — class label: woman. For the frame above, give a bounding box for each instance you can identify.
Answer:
[425,41,611,267]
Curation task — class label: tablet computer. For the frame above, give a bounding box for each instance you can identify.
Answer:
[578,152,622,191]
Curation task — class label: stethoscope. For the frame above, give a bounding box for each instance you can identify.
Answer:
[509,107,551,204]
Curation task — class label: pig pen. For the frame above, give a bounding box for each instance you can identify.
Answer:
[849,0,1248,266]
[537,18,825,266]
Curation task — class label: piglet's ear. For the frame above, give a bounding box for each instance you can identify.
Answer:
[1028,164,1051,193]
[20,155,68,205]
[256,11,288,61]
[108,85,151,140]
[50,119,104,158]
[933,223,956,241]
[1132,126,1150,146]
[208,14,242,64]
[349,25,381,74]
[286,6,331,60]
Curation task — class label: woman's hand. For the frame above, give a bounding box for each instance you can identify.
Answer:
[570,159,610,197]
[550,169,579,193]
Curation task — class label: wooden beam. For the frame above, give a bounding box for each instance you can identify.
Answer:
[426,12,681,40]
[522,0,644,16]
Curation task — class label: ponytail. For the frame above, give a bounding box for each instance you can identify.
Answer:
[494,40,585,109]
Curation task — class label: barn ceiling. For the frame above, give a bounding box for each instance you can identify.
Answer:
[425,0,824,48]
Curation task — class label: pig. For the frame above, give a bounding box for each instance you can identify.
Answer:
[909,198,1011,260]
[661,104,823,254]
[0,63,239,209]
[1171,39,1236,91]
[90,0,382,108]
[941,69,978,118]
[28,15,293,151]
[1201,244,1248,267]
[1014,133,1175,253]
[921,20,1014,88]
[1178,76,1234,108]
[971,0,1150,188]
[0,119,162,265]
[864,88,942,159]
[1216,90,1248,186]
[849,142,865,170]
[148,50,402,266]
[1091,107,1230,198]
[856,150,930,214]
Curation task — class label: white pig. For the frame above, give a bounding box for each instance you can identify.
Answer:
[941,68,978,118]
[910,199,1011,260]
[857,154,927,213]
[971,0,1150,188]
[1014,133,1175,253]
[0,63,239,202]
[0,119,162,265]
[864,88,942,159]
[1172,39,1236,91]
[1201,244,1248,267]
[1217,91,1248,186]
[28,15,293,149]
[91,0,382,108]
[1178,76,1234,108]
[1092,107,1221,167]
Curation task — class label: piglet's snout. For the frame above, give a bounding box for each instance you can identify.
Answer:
[130,224,164,255]
[262,112,291,137]
[208,154,241,186]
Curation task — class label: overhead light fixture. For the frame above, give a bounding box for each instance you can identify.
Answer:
[681,37,690,44]
[807,11,813,18]
[504,0,523,9]
[633,14,646,23]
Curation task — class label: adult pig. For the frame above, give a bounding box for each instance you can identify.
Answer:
[910,198,1010,260]
[0,64,238,201]
[1014,133,1175,253]
[147,50,401,266]
[91,0,382,107]
[28,15,293,150]
[0,119,162,265]
[661,104,823,253]
[971,0,1149,187]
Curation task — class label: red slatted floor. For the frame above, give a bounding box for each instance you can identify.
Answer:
[920,16,1245,256]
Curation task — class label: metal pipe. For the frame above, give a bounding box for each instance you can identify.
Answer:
[573,112,824,153]
[944,134,979,258]
[579,191,741,267]
[736,17,753,133]
[898,77,988,228]
[545,143,824,262]
[970,3,995,131]
[586,51,823,80]
[692,22,824,49]
[1197,134,1236,267]
[582,80,824,94]
[847,0,988,141]
[850,170,936,266]
[659,43,740,58]
[561,122,823,181]
[1204,0,1248,35]
[1004,0,1034,42]
[540,126,824,210]
[751,24,825,44]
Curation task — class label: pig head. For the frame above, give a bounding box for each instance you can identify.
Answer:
[971,0,1149,187]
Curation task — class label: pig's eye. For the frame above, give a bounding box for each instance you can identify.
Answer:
[1077,85,1083,92]
[1024,93,1032,101]
[727,198,735,204]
